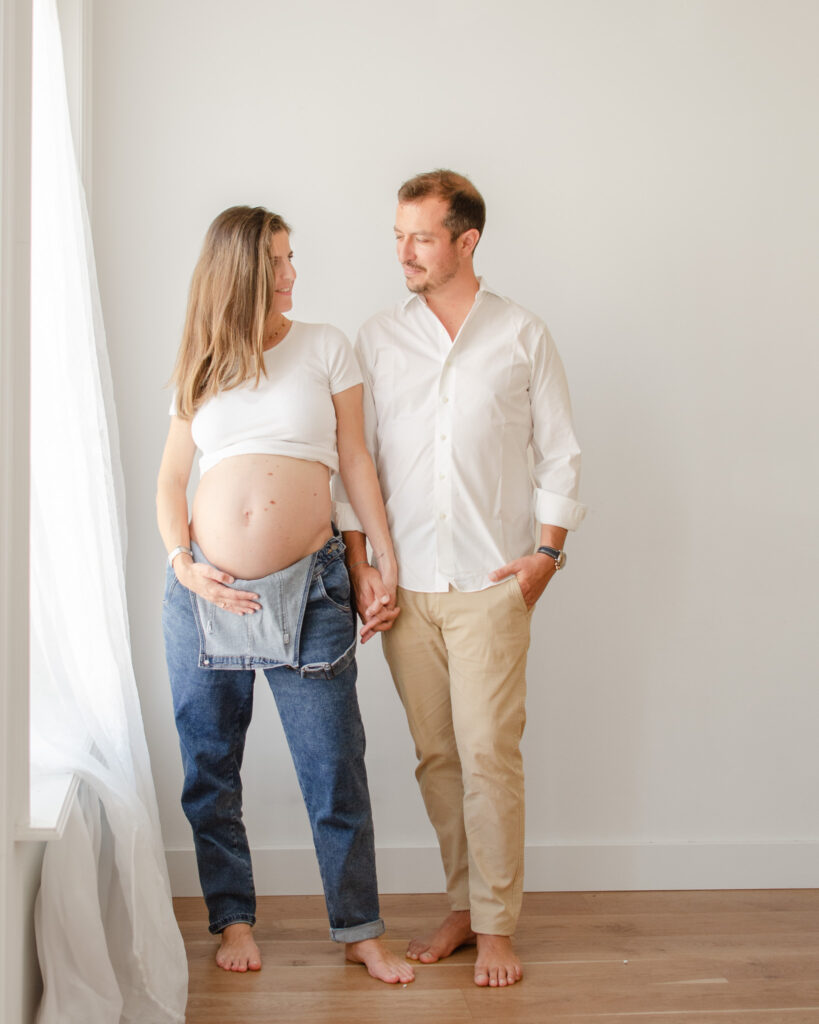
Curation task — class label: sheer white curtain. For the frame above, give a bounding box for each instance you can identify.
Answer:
[30,0,187,1019]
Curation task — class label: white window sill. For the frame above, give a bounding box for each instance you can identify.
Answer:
[16,770,79,841]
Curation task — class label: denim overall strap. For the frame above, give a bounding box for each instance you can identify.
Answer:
[190,542,317,670]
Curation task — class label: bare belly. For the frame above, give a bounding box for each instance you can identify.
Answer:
[190,454,333,579]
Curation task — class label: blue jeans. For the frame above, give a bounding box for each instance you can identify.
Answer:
[162,534,384,941]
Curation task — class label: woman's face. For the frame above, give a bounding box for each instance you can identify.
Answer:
[270,231,296,314]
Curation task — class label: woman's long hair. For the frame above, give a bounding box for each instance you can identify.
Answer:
[171,206,291,418]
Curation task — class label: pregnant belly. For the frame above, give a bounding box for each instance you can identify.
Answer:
[190,454,333,579]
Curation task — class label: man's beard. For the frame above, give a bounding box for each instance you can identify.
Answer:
[404,256,459,294]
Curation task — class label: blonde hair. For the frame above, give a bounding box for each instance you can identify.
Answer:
[171,206,291,418]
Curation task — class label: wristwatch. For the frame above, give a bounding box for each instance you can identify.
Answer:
[536,545,566,570]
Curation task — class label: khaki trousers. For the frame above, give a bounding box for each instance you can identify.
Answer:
[382,578,532,935]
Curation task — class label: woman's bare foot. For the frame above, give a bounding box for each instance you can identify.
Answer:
[215,923,262,972]
[474,933,522,987]
[406,909,476,963]
[346,937,415,984]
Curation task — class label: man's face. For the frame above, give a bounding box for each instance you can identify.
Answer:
[394,197,460,295]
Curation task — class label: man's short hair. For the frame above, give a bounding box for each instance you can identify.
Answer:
[397,169,486,242]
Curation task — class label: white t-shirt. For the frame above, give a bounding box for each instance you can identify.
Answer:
[171,322,362,475]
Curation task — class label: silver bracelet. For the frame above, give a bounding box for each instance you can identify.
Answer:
[167,545,193,567]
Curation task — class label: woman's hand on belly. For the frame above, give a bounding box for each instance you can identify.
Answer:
[174,556,261,616]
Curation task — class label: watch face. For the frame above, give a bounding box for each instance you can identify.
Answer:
[555,551,567,570]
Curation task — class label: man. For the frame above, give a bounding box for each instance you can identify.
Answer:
[335,170,585,988]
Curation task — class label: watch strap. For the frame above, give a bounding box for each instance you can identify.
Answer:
[536,545,566,569]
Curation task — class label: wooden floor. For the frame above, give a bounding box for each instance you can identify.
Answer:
[175,890,819,1023]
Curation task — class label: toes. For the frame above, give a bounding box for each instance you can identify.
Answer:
[474,963,520,986]
[351,942,417,984]
[385,953,416,984]
[377,959,402,984]
[217,945,261,973]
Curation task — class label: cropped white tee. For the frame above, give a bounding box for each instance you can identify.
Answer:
[171,322,362,476]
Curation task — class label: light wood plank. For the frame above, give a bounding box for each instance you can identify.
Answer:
[176,890,819,1023]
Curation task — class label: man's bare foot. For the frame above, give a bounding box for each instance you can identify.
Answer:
[346,937,415,984]
[406,909,476,963]
[215,923,262,972]
[474,933,522,987]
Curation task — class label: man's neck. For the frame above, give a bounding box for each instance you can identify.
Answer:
[424,272,480,342]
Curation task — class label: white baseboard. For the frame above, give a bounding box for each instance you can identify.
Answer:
[523,842,819,890]
[166,841,819,898]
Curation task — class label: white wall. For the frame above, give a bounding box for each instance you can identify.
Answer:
[91,0,819,893]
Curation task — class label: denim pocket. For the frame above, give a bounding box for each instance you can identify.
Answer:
[163,565,179,605]
[317,558,352,613]
[298,556,356,678]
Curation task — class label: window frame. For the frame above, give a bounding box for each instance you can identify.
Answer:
[1,0,34,1013]
[2,0,93,845]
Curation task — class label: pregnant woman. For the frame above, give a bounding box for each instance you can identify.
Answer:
[156,206,410,983]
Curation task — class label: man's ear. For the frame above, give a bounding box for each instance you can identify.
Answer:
[459,228,480,258]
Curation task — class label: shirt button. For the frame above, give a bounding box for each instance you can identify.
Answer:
[440,512,447,519]
[442,396,449,403]
[440,434,447,440]
[439,473,446,479]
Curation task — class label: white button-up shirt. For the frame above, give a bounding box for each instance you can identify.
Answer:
[334,279,585,593]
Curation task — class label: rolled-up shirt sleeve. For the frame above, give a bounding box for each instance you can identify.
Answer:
[530,326,587,531]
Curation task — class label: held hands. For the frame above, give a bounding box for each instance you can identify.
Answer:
[348,561,400,643]
[174,557,261,616]
[489,553,556,610]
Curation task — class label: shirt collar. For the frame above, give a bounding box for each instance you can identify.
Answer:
[400,276,504,311]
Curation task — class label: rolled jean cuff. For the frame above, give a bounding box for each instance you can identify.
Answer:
[209,912,257,935]
[329,917,385,943]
